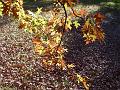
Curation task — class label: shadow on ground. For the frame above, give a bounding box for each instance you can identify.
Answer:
[62,6,120,89]
[23,0,55,11]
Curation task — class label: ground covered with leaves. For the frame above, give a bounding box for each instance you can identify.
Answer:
[0,2,120,90]
[63,11,120,89]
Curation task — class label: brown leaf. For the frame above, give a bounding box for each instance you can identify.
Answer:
[12,7,19,17]
[2,2,11,15]
[18,22,26,29]
[94,13,106,23]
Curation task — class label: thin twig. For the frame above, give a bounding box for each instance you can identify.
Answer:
[55,2,68,52]
[66,2,85,21]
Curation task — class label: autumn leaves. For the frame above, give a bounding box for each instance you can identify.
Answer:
[82,13,105,44]
[1,0,23,17]
[0,0,106,90]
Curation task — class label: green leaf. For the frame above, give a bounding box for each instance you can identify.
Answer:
[73,21,80,28]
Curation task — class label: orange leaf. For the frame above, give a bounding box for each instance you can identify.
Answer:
[59,59,66,70]
[79,9,87,16]
[57,47,64,53]
[32,37,41,45]
[67,0,73,7]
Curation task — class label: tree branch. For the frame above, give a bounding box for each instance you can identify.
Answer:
[55,2,68,52]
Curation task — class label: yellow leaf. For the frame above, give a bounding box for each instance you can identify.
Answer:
[85,19,90,28]
[66,18,72,30]
[76,73,89,90]
[90,34,96,42]
[67,64,75,68]
[34,45,45,55]
[35,8,42,15]
[76,74,84,83]
[0,2,3,16]
[64,3,68,10]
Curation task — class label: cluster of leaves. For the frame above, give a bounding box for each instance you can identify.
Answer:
[1,0,23,17]
[0,0,105,90]
[81,13,105,44]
